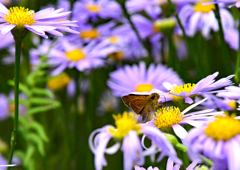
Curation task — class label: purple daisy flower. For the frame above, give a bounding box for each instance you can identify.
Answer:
[0,3,79,38]
[47,36,117,75]
[107,61,183,97]
[89,112,181,170]
[179,0,234,39]
[72,0,122,23]
[163,72,234,104]
[185,114,240,170]
[146,98,224,140]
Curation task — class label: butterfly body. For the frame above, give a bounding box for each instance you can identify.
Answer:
[122,93,160,121]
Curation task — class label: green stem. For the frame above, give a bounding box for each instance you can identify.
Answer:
[119,1,151,57]
[167,34,177,69]
[235,11,240,83]
[214,4,232,75]
[167,0,203,78]
[8,39,22,169]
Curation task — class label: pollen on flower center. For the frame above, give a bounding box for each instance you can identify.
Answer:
[109,112,141,139]
[204,114,240,141]
[154,107,183,129]
[85,5,101,13]
[47,73,71,91]
[5,7,36,27]
[194,0,215,13]
[80,29,99,39]
[66,49,85,62]
[136,84,153,92]
[169,83,196,100]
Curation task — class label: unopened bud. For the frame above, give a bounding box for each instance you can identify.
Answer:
[153,18,175,35]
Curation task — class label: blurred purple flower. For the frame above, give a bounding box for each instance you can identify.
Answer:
[72,0,122,23]
[47,37,116,75]
[179,1,234,39]
[107,62,183,97]
[100,24,148,61]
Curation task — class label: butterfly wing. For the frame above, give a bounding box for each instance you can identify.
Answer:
[129,98,147,115]
[122,95,148,114]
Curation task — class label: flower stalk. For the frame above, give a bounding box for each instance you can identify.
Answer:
[213,4,232,75]
[167,0,203,78]
[235,9,240,83]
[119,0,151,57]
[7,38,22,169]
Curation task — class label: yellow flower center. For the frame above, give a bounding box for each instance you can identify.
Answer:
[135,84,153,92]
[109,112,141,139]
[109,36,119,44]
[66,49,85,62]
[194,0,215,13]
[5,7,36,27]
[85,5,101,13]
[169,83,196,100]
[205,114,240,141]
[47,73,71,91]
[108,51,123,62]
[154,107,183,130]
[80,29,99,39]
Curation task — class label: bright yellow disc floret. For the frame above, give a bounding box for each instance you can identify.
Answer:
[205,114,240,141]
[5,7,36,27]
[109,112,141,139]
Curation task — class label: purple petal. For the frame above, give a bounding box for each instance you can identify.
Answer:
[172,124,188,139]
[1,24,15,34]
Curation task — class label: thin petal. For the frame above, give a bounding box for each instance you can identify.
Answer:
[172,124,188,139]
[1,24,15,34]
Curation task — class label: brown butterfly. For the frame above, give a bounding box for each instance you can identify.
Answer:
[122,93,160,122]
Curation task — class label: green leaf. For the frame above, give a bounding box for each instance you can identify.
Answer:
[25,133,45,156]
[23,145,35,166]
[31,88,54,99]
[8,80,31,96]
[26,74,35,87]
[27,105,60,116]
[29,97,60,106]
[27,122,49,142]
